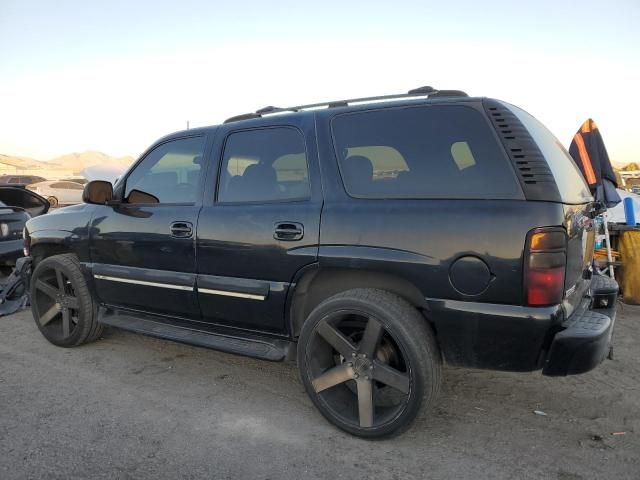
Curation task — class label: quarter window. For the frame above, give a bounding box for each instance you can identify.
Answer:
[218,128,310,203]
[125,136,206,204]
[332,105,521,199]
[505,103,592,204]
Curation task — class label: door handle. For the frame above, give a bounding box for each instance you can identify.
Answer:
[274,222,304,241]
[170,221,193,238]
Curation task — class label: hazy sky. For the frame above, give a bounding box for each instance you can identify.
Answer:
[1,0,639,165]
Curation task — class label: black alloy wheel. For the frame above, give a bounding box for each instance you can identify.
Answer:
[298,289,441,438]
[31,254,102,347]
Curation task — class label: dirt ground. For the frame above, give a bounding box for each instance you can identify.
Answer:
[1,304,639,480]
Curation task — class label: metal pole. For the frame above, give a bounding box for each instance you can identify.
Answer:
[603,212,615,280]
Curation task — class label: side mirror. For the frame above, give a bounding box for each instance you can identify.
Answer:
[83,180,113,204]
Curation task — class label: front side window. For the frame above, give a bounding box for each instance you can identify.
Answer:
[218,127,310,203]
[331,105,521,199]
[125,136,206,204]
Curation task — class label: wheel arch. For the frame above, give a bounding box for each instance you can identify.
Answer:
[288,267,429,338]
[29,230,79,266]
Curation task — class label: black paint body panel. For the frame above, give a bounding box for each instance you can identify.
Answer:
[317,199,563,305]
[88,204,201,319]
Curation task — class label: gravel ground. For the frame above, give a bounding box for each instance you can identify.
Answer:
[1,304,638,480]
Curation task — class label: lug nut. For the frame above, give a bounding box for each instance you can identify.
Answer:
[347,362,353,367]
[362,354,367,358]
[365,376,369,380]
[354,374,359,379]
[351,352,356,357]
[369,365,374,370]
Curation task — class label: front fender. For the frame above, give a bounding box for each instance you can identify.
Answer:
[28,229,90,263]
[26,203,96,263]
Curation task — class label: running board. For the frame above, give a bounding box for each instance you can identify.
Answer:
[98,310,292,361]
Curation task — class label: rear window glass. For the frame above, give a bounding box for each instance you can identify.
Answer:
[331,105,521,199]
[504,103,592,205]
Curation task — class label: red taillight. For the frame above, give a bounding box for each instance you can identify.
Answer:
[524,229,567,306]
[526,268,565,305]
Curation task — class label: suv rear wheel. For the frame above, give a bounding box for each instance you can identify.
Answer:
[298,288,441,438]
[31,254,103,347]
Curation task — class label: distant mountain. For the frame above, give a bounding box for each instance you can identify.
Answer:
[620,162,639,171]
[0,153,49,169]
[47,151,135,174]
[0,151,136,178]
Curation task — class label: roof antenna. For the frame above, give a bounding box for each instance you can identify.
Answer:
[186,120,190,130]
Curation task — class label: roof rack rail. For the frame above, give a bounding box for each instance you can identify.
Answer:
[223,86,468,123]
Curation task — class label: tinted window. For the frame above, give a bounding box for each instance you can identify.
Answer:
[50,182,65,188]
[505,103,592,205]
[125,136,206,204]
[58,181,83,190]
[23,176,44,184]
[331,105,521,199]
[218,128,310,202]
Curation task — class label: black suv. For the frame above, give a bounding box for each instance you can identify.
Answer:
[24,87,618,438]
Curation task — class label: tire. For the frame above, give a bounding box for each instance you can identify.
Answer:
[47,196,58,208]
[30,253,103,347]
[297,288,442,438]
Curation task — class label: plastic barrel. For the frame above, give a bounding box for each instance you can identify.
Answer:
[620,231,640,304]
[624,197,637,225]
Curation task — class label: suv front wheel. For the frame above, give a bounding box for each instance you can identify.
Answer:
[31,254,103,347]
[298,288,441,438]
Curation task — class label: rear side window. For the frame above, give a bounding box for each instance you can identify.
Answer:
[505,103,592,205]
[331,105,521,199]
[218,127,310,203]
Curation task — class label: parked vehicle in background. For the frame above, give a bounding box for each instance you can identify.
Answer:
[24,86,618,438]
[631,186,640,195]
[0,175,47,186]
[0,187,49,271]
[27,180,84,207]
[62,177,88,185]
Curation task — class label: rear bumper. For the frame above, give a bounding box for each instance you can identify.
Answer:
[542,275,618,376]
[426,275,618,374]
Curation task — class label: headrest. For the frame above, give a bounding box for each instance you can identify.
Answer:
[243,163,277,183]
